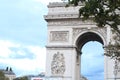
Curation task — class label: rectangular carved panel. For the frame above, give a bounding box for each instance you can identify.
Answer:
[50,31,69,42]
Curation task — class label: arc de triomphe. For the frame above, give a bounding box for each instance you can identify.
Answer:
[44,2,119,80]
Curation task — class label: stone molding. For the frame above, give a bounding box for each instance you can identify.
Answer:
[48,2,68,8]
[46,45,77,49]
[46,19,95,26]
[44,14,79,20]
[47,2,84,8]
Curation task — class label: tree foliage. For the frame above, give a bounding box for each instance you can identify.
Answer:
[13,76,28,80]
[20,76,28,80]
[69,0,120,34]
[68,0,120,60]
[0,71,9,80]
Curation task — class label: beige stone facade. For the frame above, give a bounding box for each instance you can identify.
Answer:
[45,2,120,80]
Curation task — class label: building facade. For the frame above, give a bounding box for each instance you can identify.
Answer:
[0,67,16,80]
[44,2,120,80]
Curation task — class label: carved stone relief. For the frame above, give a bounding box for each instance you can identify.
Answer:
[111,29,120,45]
[51,52,65,75]
[117,66,120,73]
[114,60,120,76]
[73,28,86,38]
[50,31,69,42]
[72,27,107,42]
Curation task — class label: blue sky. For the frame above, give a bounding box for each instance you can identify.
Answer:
[0,0,49,76]
[0,0,104,80]
[81,41,104,80]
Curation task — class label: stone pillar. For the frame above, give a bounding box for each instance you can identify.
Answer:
[45,46,79,80]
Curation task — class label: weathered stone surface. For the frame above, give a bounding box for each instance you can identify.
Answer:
[45,2,118,80]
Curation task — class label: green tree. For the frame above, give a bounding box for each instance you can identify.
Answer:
[20,76,28,80]
[0,71,9,80]
[68,0,120,60]
[69,0,120,33]
[13,76,28,80]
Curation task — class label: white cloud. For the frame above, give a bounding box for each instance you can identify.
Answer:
[0,40,46,76]
[0,0,47,46]
[0,0,47,77]
[27,45,46,70]
[81,41,104,80]
[15,0,47,15]
[0,40,20,58]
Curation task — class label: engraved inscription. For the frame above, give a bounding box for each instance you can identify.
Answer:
[50,31,69,42]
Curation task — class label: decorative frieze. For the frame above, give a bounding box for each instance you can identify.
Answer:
[73,28,86,38]
[50,31,69,42]
[51,52,65,75]
[72,27,107,42]
[47,19,95,26]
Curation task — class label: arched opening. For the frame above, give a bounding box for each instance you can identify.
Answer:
[76,32,104,50]
[81,41,104,80]
[75,32,104,80]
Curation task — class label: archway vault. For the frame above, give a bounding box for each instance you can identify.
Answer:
[75,32,104,51]
[73,27,108,50]
[74,31,105,80]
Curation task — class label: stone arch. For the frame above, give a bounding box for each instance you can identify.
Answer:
[45,3,114,80]
[74,31,106,80]
[74,30,107,50]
